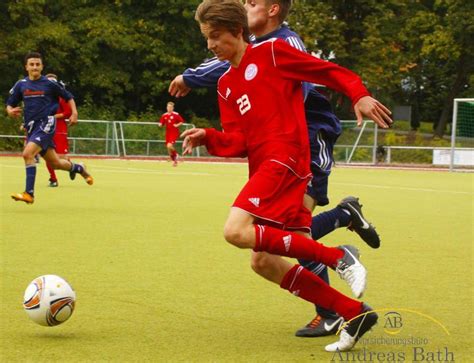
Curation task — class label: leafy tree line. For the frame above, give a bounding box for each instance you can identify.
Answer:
[290,0,473,136]
[1,0,472,138]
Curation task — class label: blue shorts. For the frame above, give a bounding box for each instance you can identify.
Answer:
[304,90,342,206]
[26,116,56,156]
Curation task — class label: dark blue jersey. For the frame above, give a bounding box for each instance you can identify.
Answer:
[6,76,73,125]
[182,24,341,135]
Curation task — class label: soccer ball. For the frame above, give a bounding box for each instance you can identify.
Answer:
[23,275,76,326]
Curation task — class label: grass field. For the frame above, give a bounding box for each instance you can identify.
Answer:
[1,157,472,362]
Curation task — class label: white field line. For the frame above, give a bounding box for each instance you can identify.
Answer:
[0,163,215,177]
[333,182,473,195]
[1,163,471,194]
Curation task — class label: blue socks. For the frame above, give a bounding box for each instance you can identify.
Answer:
[70,163,84,174]
[25,164,37,196]
[311,206,352,240]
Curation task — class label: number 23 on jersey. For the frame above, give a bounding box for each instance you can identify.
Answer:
[237,94,251,115]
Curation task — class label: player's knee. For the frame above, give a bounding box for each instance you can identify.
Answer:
[223,223,249,248]
[250,253,271,274]
[22,149,36,163]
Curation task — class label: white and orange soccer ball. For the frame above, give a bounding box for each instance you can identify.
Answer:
[23,275,76,326]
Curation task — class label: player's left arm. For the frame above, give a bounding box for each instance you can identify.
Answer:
[272,40,392,128]
[181,127,246,158]
[66,98,78,126]
[174,113,184,128]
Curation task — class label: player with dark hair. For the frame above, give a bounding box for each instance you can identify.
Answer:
[158,101,184,166]
[180,0,389,352]
[170,0,392,337]
[6,52,93,204]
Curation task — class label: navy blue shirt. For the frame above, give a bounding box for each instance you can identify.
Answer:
[7,76,73,125]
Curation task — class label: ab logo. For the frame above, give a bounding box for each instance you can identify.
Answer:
[384,311,403,335]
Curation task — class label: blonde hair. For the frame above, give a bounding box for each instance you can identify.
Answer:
[195,0,250,43]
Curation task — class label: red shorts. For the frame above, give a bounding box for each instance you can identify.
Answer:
[53,132,69,154]
[233,160,312,232]
[166,129,179,145]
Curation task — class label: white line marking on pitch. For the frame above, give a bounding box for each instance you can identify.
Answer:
[333,182,473,195]
[1,163,471,194]
[0,163,214,177]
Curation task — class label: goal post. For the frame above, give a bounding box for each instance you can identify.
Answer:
[449,98,474,172]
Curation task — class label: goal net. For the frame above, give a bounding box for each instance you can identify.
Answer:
[448,99,474,171]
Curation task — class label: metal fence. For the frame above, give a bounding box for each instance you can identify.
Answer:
[1,119,473,170]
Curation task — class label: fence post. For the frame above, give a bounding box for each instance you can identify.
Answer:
[449,99,458,172]
[105,122,109,155]
[372,123,378,164]
[347,121,368,163]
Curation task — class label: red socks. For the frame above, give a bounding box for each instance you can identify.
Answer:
[280,264,363,321]
[170,150,177,161]
[253,225,344,267]
[46,162,57,182]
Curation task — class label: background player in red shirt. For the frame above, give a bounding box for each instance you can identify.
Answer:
[45,74,74,187]
[180,0,391,352]
[158,101,184,166]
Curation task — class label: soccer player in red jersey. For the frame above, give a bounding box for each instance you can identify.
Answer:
[44,74,74,187]
[170,0,392,338]
[158,102,184,166]
[181,0,390,352]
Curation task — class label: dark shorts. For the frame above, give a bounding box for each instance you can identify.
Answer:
[306,128,340,206]
[26,116,56,156]
[303,90,342,206]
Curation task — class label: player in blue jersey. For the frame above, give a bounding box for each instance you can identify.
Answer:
[6,52,93,204]
[169,0,392,337]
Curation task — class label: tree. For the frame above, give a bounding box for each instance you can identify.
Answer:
[0,0,218,123]
[288,0,473,135]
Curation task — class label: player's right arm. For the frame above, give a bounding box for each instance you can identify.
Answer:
[6,105,22,118]
[181,96,246,158]
[6,81,23,118]
[169,57,231,97]
[181,127,247,158]
[158,114,165,127]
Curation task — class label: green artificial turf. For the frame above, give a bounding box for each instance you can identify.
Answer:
[1,157,472,362]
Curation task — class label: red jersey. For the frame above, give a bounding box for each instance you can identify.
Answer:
[204,38,370,177]
[55,97,72,134]
[159,111,184,143]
